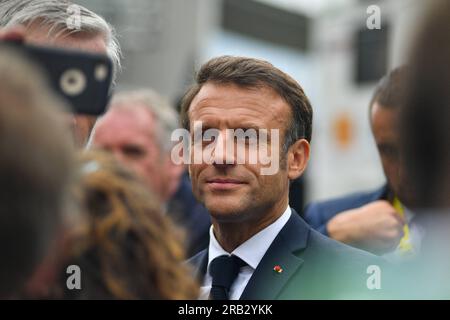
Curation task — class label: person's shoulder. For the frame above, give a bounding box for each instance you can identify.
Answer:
[284,212,383,265]
[307,227,383,265]
[277,223,388,299]
[301,229,388,298]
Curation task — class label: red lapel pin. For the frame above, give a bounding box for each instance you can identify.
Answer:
[273,265,283,273]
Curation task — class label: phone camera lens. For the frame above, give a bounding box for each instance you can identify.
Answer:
[95,64,108,82]
[60,69,86,96]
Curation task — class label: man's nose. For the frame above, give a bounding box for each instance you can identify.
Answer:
[212,130,236,168]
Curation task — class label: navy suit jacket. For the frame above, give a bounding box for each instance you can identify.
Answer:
[304,185,389,236]
[187,210,386,299]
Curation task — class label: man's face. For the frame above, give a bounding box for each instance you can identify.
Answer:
[188,83,292,223]
[91,105,173,202]
[371,102,409,202]
[25,24,108,147]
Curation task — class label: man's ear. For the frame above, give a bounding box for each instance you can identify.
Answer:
[287,139,310,180]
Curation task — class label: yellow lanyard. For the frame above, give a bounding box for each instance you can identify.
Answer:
[392,197,414,254]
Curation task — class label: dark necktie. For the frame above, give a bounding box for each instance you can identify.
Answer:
[209,255,246,300]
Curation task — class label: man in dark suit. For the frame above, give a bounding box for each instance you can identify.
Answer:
[304,67,423,258]
[181,56,385,300]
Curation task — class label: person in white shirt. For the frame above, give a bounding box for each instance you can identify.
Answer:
[182,56,385,300]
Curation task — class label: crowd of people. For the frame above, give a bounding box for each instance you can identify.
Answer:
[1,0,450,299]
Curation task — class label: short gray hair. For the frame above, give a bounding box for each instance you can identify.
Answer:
[0,0,122,83]
[109,89,179,154]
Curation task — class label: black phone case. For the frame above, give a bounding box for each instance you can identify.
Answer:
[1,42,113,116]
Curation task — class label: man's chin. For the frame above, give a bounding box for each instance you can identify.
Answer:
[204,199,249,222]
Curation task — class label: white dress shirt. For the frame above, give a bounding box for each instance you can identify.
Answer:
[199,206,292,300]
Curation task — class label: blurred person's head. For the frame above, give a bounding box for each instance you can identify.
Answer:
[402,0,450,209]
[63,151,198,299]
[369,66,411,205]
[179,56,312,229]
[0,0,122,147]
[90,89,184,203]
[0,48,75,298]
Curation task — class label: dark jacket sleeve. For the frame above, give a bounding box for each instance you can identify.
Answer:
[303,185,389,237]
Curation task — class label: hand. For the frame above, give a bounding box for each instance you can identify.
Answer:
[326,200,405,255]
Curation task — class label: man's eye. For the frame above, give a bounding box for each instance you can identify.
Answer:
[203,136,216,145]
[122,146,145,157]
[240,136,253,145]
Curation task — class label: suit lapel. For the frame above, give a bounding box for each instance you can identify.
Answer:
[240,212,310,300]
[239,239,304,299]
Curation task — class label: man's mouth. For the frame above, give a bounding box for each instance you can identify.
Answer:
[205,178,246,190]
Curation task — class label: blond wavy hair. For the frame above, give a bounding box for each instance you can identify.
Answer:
[67,150,199,299]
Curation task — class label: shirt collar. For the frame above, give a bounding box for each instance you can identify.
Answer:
[207,206,292,270]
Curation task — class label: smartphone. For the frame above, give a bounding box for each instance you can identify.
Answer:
[1,41,113,116]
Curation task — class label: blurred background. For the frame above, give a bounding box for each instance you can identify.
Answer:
[76,0,426,204]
